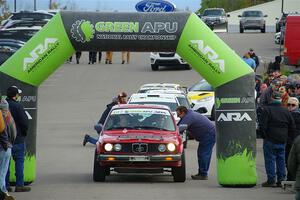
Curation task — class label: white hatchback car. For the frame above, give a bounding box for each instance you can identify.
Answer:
[150,52,191,71]
[138,83,187,94]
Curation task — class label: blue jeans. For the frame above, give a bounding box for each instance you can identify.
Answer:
[85,135,98,145]
[263,140,286,183]
[6,143,26,187]
[197,136,215,176]
[0,148,11,193]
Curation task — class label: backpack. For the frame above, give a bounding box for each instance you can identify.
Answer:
[4,111,16,144]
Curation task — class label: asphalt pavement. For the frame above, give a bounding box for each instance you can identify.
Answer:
[11,32,294,200]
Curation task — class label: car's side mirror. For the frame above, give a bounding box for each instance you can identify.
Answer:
[227,14,230,17]
[196,107,208,114]
[178,124,188,133]
[94,124,103,133]
[238,15,242,17]
[264,15,268,17]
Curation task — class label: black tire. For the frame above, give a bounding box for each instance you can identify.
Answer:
[172,151,186,182]
[151,64,159,71]
[239,27,244,33]
[93,150,106,182]
[184,65,192,70]
[261,25,266,33]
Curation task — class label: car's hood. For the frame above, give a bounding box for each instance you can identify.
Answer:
[188,91,214,101]
[202,16,223,20]
[101,129,178,142]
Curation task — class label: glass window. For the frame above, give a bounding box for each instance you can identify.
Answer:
[242,11,263,17]
[104,108,175,131]
[177,97,190,108]
[189,81,214,92]
[203,9,224,16]
[128,101,178,112]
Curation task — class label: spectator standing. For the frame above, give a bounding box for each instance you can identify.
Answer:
[176,106,215,180]
[0,99,15,200]
[259,93,295,187]
[279,86,290,107]
[88,51,97,64]
[75,52,82,64]
[242,53,256,70]
[287,97,300,181]
[249,48,259,71]
[105,51,113,64]
[5,86,30,192]
[288,135,300,199]
[121,51,130,64]
[98,52,102,63]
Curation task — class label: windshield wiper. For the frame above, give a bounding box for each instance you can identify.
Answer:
[133,126,170,131]
[106,126,133,130]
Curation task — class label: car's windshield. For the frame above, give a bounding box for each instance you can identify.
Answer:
[176,97,190,108]
[203,9,224,16]
[242,11,263,17]
[104,108,176,131]
[128,101,178,112]
[189,81,214,92]
[0,30,38,42]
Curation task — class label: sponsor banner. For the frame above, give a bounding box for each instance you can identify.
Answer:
[0,13,75,86]
[111,108,170,116]
[60,11,189,51]
[216,109,255,122]
[135,0,176,12]
[176,13,253,88]
[215,97,255,109]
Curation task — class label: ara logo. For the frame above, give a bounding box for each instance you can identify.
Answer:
[23,38,58,72]
[190,40,225,73]
[71,20,95,43]
[217,112,252,122]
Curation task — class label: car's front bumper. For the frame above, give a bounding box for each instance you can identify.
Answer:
[98,154,182,162]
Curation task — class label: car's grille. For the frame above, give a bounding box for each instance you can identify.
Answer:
[246,20,261,23]
[118,143,160,153]
[159,53,175,57]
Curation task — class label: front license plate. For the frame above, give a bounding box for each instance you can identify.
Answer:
[129,156,149,162]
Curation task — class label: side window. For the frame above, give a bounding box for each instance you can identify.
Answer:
[177,97,190,108]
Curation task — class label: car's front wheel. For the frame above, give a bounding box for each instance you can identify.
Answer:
[151,64,159,71]
[184,65,192,70]
[239,26,244,33]
[172,151,186,182]
[93,150,106,182]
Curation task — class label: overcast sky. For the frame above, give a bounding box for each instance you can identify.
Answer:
[5,0,201,12]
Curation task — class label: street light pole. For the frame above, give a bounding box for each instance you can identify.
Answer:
[14,0,16,12]
[34,0,36,11]
[49,0,52,9]
[281,0,284,14]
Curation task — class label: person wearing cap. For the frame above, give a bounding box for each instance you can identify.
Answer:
[286,97,300,181]
[259,92,296,187]
[0,99,16,200]
[242,52,256,70]
[248,48,259,71]
[83,92,128,146]
[259,79,282,107]
[5,86,30,192]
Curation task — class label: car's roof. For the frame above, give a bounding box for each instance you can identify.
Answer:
[140,83,181,89]
[111,104,171,110]
[129,93,179,103]
[146,89,186,95]
[204,8,225,11]
[1,26,41,31]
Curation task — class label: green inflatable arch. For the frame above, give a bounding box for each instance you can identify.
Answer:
[0,11,257,186]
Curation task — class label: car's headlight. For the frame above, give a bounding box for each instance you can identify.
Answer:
[151,52,158,55]
[167,143,176,152]
[158,144,166,152]
[114,144,122,151]
[104,143,113,151]
[197,96,213,102]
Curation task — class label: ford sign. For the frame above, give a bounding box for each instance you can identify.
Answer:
[135,0,176,12]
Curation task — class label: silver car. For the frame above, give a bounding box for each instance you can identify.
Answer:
[238,10,267,33]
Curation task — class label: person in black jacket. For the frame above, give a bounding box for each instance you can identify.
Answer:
[83,92,127,146]
[286,97,300,181]
[249,48,259,71]
[259,92,296,187]
[5,86,31,192]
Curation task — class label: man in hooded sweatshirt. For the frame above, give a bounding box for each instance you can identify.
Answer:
[83,92,127,146]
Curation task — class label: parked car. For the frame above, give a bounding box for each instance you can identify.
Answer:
[0,27,41,42]
[93,104,186,182]
[238,10,267,33]
[187,79,215,120]
[0,39,25,65]
[150,52,191,71]
[0,10,54,29]
[1,19,49,30]
[274,31,284,44]
[138,83,187,94]
[199,8,230,32]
